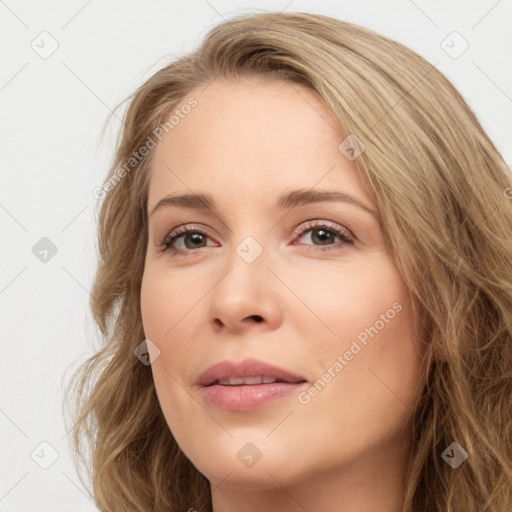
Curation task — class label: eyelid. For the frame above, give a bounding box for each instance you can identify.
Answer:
[160,223,217,246]
[293,219,353,239]
[158,219,354,257]
[160,220,352,244]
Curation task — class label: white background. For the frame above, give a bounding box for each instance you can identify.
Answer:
[1,1,511,510]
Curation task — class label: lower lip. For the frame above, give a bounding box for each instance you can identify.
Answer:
[200,382,308,411]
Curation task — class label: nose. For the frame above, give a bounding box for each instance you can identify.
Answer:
[207,244,284,335]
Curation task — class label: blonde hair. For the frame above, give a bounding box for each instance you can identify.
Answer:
[65,11,512,511]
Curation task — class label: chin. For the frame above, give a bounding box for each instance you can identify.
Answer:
[185,434,310,490]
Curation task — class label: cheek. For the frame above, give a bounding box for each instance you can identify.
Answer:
[320,287,419,417]
[138,253,422,478]
[140,270,204,433]
[140,274,196,407]
[140,266,196,340]
[299,256,421,408]
[140,272,168,339]
[290,255,412,355]
[140,265,208,388]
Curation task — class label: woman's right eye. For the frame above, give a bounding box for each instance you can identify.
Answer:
[158,219,354,257]
[159,226,215,255]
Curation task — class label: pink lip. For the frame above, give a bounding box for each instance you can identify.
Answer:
[197,358,306,386]
[197,358,308,411]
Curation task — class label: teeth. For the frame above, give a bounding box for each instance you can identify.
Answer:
[244,376,263,385]
[217,376,278,386]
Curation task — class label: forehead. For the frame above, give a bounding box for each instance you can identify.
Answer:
[147,77,370,208]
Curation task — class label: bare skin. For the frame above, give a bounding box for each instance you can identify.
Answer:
[140,76,424,512]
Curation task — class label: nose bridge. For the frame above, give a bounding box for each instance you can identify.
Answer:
[234,233,266,266]
[207,229,284,331]
[222,205,272,267]
[220,231,271,291]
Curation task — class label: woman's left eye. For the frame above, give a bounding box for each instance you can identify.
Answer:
[292,221,354,251]
[158,220,354,256]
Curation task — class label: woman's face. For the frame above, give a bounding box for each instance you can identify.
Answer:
[141,77,423,501]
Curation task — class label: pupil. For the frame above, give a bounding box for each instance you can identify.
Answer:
[187,232,204,248]
[313,228,332,245]
[183,228,335,249]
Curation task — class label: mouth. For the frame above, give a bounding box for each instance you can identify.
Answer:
[212,376,306,386]
[197,358,308,411]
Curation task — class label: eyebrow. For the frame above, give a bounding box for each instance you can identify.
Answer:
[149,189,378,218]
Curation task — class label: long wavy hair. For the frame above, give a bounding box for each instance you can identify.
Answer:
[65,11,512,511]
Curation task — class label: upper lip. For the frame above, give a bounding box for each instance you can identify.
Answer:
[197,358,307,386]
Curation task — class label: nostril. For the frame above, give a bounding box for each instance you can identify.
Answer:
[251,315,264,323]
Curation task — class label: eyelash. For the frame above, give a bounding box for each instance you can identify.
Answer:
[158,220,354,257]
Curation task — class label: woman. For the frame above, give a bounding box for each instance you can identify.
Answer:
[67,11,512,512]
